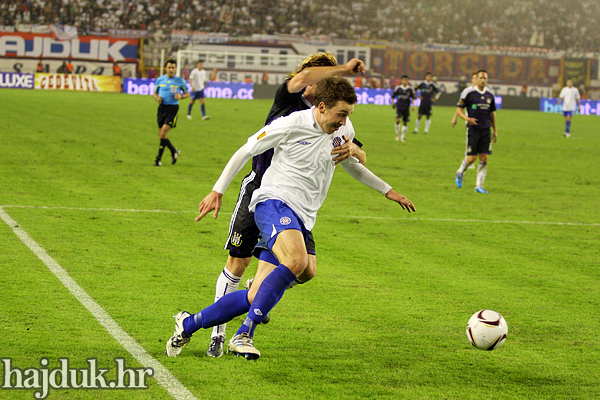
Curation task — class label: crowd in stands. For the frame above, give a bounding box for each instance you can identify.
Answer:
[1,0,599,53]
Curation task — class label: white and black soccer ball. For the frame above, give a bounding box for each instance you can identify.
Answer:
[466,309,508,350]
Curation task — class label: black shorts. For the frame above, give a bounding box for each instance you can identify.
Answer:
[466,127,492,156]
[225,171,316,258]
[396,108,410,122]
[418,103,432,116]
[157,104,179,128]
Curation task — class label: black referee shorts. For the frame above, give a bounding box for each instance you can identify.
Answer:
[157,104,179,128]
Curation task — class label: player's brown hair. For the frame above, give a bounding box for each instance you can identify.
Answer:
[314,76,357,109]
[287,52,338,79]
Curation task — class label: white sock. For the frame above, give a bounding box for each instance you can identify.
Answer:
[414,119,420,132]
[476,161,487,188]
[401,125,407,139]
[395,123,400,135]
[211,267,242,338]
[425,119,431,132]
[457,157,473,174]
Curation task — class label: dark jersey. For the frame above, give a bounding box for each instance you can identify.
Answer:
[416,81,440,105]
[250,80,312,178]
[392,85,416,110]
[458,86,496,129]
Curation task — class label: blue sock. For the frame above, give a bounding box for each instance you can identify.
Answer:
[187,103,192,115]
[182,290,250,335]
[565,120,571,133]
[235,264,297,337]
[201,104,206,117]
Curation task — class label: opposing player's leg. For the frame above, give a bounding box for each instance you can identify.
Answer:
[475,134,491,193]
[413,114,422,133]
[200,97,209,120]
[424,116,432,134]
[394,117,401,141]
[563,112,572,137]
[400,110,409,142]
[456,128,478,188]
[206,255,248,357]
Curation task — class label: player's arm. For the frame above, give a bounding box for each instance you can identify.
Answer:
[175,82,190,100]
[331,135,366,165]
[287,58,366,93]
[341,161,416,213]
[490,111,497,143]
[196,125,287,221]
[196,145,252,221]
[456,101,477,125]
[153,84,162,103]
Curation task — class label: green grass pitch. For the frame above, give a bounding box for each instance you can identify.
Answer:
[1,89,599,399]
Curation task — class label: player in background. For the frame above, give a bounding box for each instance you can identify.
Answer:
[153,60,189,166]
[201,53,367,358]
[413,72,440,135]
[391,75,416,142]
[188,60,210,120]
[557,78,581,138]
[454,70,497,193]
[451,72,478,127]
[166,77,415,360]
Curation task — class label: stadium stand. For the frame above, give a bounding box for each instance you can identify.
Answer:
[1,0,599,52]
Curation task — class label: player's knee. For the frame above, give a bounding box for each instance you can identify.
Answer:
[226,255,251,276]
[282,252,308,276]
[301,259,317,282]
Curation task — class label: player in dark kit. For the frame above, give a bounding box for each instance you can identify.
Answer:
[413,72,440,135]
[391,75,416,142]
[153,60,189,166]
[454,70,498,193]
[198,52,367,358]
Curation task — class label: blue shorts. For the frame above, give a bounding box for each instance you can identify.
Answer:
[253,200,310,260]
[191,90,205,99]
[563,111,574,117]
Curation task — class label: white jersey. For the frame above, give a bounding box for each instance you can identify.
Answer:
[245,108,356,230]
[189,68,207,91]
[559,86,581,112]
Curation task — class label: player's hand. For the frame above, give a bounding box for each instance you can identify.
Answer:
[391,103,395,109]
[345,58,366,75]
[385,189,416,213]
[331,135,359,165]
[411,106,415,112]
[156,96,162,104]
[492,130,498,143]
[196,191,223,221]
[451,117,457,127]
[174,93,182,100]
[466,117,478,126]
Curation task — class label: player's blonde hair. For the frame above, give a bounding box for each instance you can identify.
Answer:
[287,52,338,79]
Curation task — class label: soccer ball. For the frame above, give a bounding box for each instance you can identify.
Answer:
[466,310,508,350]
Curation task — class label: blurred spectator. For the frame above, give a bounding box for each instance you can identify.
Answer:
[36,60,43,73]
[66,61,73,74]
[244,75,252,83]
[261,71,269,84]
[457,76,468,93]
[57,61,68,74]
[578,85,587,100]
[113,62,122,77]
[520,84,528,97]
[147,67,158,79]
[354,75,363,88]
[209,68,218,82]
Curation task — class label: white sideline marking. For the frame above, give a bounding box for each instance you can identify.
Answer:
[1,204,599,227]
[0,207,198,400]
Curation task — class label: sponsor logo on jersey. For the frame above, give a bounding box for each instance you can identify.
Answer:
[486,98,491,104]
[257,132,266,140]
[297,140,311,145]
[231,232,242,247]
[280,216,291,225]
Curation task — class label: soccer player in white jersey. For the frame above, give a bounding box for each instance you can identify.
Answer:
[187,60,210,120]
[557,78,581,138]
[165,77,415,360]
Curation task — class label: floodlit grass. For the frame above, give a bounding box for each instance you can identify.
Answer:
[1,89,599,399]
